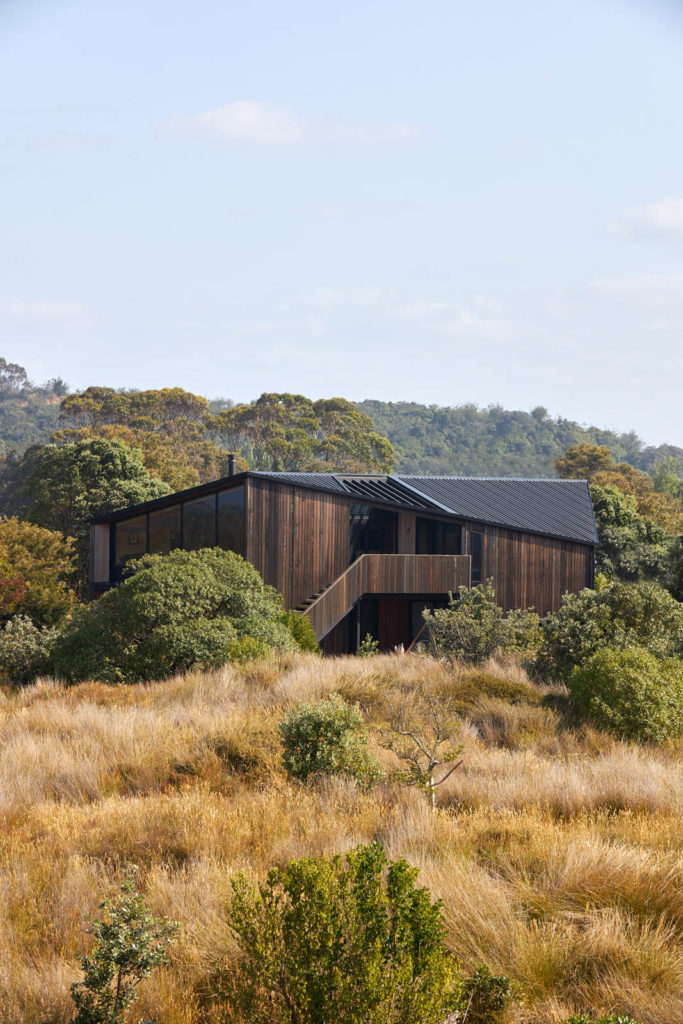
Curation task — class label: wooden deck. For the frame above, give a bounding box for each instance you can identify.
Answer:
[302,554,471,641]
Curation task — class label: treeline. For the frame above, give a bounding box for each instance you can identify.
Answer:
[356,399,683,478]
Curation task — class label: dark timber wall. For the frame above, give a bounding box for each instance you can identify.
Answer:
[462,521,593,617]
[245,477,351,610]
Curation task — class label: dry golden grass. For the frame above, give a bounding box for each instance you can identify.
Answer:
[0,653,681,1023]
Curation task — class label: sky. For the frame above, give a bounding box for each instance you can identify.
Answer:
[1,0,682,446]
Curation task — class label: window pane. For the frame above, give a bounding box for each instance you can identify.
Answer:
[149,505,181,555]
[415,518,461,555]
[114,515,147,566]
[217,486,244,556]
[183,496,215,550]
[470,532,483,584]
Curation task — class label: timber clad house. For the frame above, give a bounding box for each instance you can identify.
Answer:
[90,470,597,654]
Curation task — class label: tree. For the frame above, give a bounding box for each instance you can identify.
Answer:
[56,386,235,490]
[53,548,300,683]
[556,443,613,480]
[0,615,59,686]
[382,693,463,810]
[279,694,382,787]
[71,867,178,1024]
[210,393,395,473]
[536,580,683,680]
[17,438,169,587]
[0,517,76,625]
[0,357,30,395]
[225,842,458,1024]
[590,485,674,583]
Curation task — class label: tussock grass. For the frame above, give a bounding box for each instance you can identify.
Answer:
[0,653,681,1023]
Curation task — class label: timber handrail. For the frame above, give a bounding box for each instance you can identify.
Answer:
[302,553,471,641]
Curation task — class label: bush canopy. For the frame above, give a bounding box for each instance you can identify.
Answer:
[53,548,301,684]
[537,579,683,679]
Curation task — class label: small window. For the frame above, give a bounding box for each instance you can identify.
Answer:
[470,531,483,584]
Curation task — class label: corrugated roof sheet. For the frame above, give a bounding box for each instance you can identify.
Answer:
[398,476,598,544]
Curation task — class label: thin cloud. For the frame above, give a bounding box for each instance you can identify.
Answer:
[613,197,683,241]
[0,298,89,324]
[169,101,419,145]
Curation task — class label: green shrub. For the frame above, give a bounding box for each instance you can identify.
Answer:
[225,842,458,1024]
[537,580,683,680]
[282,610,321,653]
[357,633,379,657]
[71,866,178,1024]
[457,964,513,1024]
[424,580,541,663]
[53,548,298,684]
[279,693,383,786]
[568,646,683,743]
[0,614,58,686]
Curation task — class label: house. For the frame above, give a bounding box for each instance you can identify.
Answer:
[90,469,597,653]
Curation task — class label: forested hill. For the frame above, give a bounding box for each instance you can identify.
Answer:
[356,400,683,478]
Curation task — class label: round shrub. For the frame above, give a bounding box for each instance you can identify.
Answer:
[0,615,59,686]
[568,646,683,743]
[537,580,683,680]
[279,693,383,786]
[53,548,299,684]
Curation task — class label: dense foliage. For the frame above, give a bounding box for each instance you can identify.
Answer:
[0,517,76,625]
[53,548,300,684]
[212,392,395,472]
[356,400,683,478]
[0,615,59,686]
[225,842,458,1024]
[537,580,683,679]
[423,581,542,663]
[568,647,683,743]
[279,694,382,786]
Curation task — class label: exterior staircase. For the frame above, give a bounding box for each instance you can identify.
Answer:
[299,553,471,641]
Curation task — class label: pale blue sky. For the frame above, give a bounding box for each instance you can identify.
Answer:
[1,0,682,444]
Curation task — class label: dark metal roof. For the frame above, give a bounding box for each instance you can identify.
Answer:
[93,470,597,545]
[398,476,598,544]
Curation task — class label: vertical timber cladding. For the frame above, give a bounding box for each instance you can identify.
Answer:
[464,522,594,616]
[245,477,351,610]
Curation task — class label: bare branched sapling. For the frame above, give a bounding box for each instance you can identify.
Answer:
[382,694,463,809]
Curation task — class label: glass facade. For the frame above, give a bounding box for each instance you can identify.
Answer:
[217,486,245,555]
[183,495,215,550]
[114,515,147,567]
[149,505,181,556]
[416,518,462,555]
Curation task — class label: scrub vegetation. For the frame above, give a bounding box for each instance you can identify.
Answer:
[0,653,680,1024]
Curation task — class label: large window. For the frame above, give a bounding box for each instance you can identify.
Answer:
[149,505,181,556]
[183,495,215,550]
[217,486,245,555]
[350,505,397,559]
[114,515,147,567]
[416,518,462,555]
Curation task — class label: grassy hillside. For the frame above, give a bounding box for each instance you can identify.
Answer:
[1,654,680,1024]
